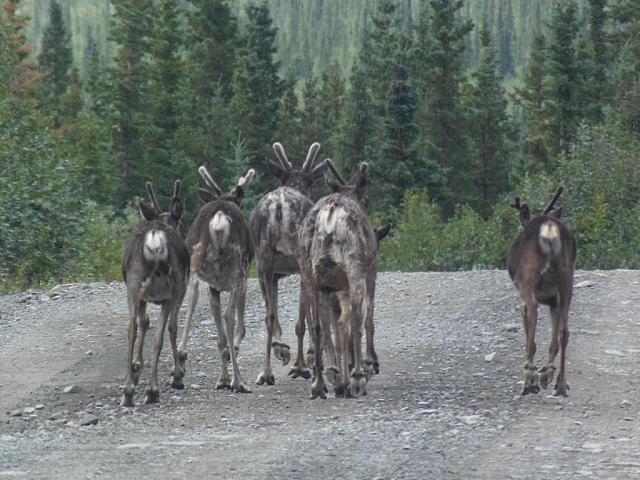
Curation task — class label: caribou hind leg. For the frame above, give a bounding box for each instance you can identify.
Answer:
[209,287,231,389]
[121,293,139,407]
[257,273,277,385]
[133,300,149,386]
[347,277,367,398]
[227,281,251,393]
[145,301,171,404]
[521,296,540,395]
[174,273,199,389]
[289,283,312,379]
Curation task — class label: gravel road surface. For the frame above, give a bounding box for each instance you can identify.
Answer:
[1,270,639,479]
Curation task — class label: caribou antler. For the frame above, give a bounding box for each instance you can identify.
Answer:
[145,181,162,214]
[542,186,564,216]
[198,166,223,196]
[325,159,346,186]
[238,168,256,187]
[272,142,293,170]
[302,142,321,172]
[172,179,182,200]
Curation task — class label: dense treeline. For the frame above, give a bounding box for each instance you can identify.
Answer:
[20,0,569,80]
[1,0,639,291]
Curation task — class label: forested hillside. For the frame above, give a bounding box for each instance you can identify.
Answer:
[20,0,569,79]
[1,0,639,291]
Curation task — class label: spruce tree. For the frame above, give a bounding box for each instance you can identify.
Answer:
[144,0,183,196]
[230,3,283,183]
[515,33,549,171]
[38,0,72,124]
[109,0,152,205]
[187,0,237,101]
[378,40,418,213]
[543,0,580,158]
[467,20,513,216]
[498,1,515,78]
[317,62,345,157]
[578,0,608,125]
[275,75,303,159]
[418,0,473,211]
[300,77,322,151]
[335,60,374,179]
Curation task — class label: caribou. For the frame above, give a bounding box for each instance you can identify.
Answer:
[250,142,327,386]
[173,166,256,393]
[507,186,576,397]
[298,161,380,398]
[120,180,189,407]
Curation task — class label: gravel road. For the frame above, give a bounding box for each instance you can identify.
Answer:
[1,270,639,479]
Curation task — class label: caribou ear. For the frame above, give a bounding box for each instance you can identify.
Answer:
[355,162,368,195]
[325,174,342,193]
[139,201,157,221]
[310,160,328,181]
[519,203,531,226]
[269,160,287,181]
[170,198,183,221]
[550,207,563,219]
[232,186,245,205]
[197,187,215,204]
[376,224,391,243]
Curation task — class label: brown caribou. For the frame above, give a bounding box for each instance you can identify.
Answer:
[121,180,189,407]
[507,186,576,397]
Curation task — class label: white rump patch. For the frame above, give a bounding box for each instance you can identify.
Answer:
[209,211,231,250]
[143,230,168,261]
[317,206,345,236]
[538,221,561,255]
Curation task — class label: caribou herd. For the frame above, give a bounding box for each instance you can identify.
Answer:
[121,142,576,406]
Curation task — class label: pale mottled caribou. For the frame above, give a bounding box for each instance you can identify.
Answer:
[174,167,256,393]
[250,142,327,386]
[298,161,380,398]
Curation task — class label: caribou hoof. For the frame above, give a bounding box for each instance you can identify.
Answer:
[256,370,275,386]
[539,365,556,390]
[272,342,291,366]
[144,387,160,404]
[230,380,252,393]
[288,365,312,380]
[132,362,142,386]
[347,371,367,398]
[222,346,239,364]
[306,349,315,370]
[170,365,185,390]
[216,377,231,390]
[120,386,135,407]
[324,366,341,386]
[522,384,541,395]
[553,381,570,397]
[310,378,328,400]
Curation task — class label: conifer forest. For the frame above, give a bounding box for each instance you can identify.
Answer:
[1,0,639,291]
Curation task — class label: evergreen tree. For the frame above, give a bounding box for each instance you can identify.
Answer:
[514,32,548,171]
[467,20,513,216]
[317,62,345,157]
[275,75,303,159]
[378,40,418,213]
[300,76,322,151]
[109,0,152,205]
[230,3,283,183]
[578,0,608,125]
[543,0,581,157]
[38,0,72,124]
[187,0,237,101]
[143,0,183,196]
[613,31,640,135]
[335,60,374,179]
[419,0,473,211]
[59,67,82,125]
[498,1,515,78]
